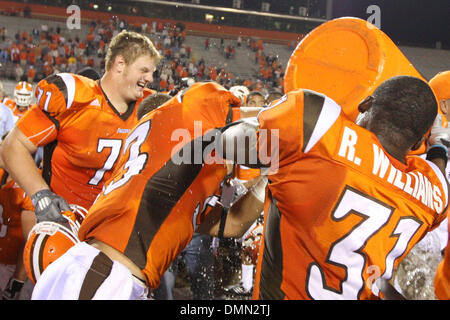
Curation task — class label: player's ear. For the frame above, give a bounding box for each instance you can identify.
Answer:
[358,95,373,113]
[440,100,449,117]
[114,55,126,73]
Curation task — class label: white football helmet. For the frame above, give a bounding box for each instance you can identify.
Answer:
[13,81,33,108]
[230,85,250,105]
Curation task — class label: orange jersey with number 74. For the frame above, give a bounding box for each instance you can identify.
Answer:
[79,82,239,289]
[252,89,449,300]
[16,73,153,209]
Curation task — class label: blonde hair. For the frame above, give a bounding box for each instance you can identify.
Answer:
[105,30,161,71]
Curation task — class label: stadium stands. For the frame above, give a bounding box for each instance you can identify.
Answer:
[1,11,449,99]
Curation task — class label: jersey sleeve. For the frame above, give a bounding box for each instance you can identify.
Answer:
[257,89,342,170]
[16,73,85,147]
[34,73,83,115]
[181,82,240,129]
[16,104,58,146]
[256,90,303,169]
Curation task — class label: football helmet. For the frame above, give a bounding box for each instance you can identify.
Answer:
[23,204,87,284]
[230,85,250,105]
[13,81,33,108]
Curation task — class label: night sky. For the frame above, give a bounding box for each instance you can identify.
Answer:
[175,0,449,48]
[331,0,449,48]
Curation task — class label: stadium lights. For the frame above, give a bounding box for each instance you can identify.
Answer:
[205,13,213,22]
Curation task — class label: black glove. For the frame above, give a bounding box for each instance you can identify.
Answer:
[2,278,24,300]
[31,189,71,223]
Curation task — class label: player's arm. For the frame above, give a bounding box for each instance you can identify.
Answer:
[1,76,72,223]
[219,117,264,168]
[1,128,70,223]
[197,175,267,238]
[1,127,45,196]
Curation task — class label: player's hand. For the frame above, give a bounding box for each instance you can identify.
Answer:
[31,189,71,223]
[1,278,25,300]
[427,114,450,150]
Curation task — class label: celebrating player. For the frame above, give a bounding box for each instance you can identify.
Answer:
[0,31,160,222]
[29,82,267,300]
[220,75,447,300]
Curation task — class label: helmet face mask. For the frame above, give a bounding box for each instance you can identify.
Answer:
[23,204,87,284]
[14,81,33,109]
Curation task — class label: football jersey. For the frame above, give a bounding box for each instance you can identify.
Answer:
[434,217,450,300]
[16,73,153,209]
[0,169,35,265]
[79,82,239,289]
[2,97,32,119]
[252,89,449,300]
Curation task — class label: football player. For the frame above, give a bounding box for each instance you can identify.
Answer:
[2,81,34,121]
[430,71,450,122]
[246,91,265,108]
[392,71,450,299]
[220,76,448,300]
[30,82,267,300]
[0,31,161,222]
[429,71,450,300]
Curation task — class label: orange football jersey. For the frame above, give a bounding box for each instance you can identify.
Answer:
[79,82,239,289]
[252,89,449,300]
[0,169,35,265]
[434,218,450,300]
[2,97,32,119]
[16,73,153,209]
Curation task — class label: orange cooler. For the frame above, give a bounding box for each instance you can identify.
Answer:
[284,17,438,155]
[284,17,427,121]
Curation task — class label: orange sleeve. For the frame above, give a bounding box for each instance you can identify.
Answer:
[183,82,240,129]
[16,105,58,146]
[257,90,303,168]
[34,75,69,116]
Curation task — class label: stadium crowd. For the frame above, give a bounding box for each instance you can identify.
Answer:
[0,11,285,99]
